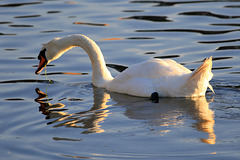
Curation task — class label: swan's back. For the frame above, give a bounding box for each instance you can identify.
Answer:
[114,59,191,81]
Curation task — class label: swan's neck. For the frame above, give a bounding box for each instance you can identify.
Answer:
[57,34,113,87]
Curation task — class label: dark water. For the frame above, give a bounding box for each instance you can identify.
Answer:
[0,0,240,159]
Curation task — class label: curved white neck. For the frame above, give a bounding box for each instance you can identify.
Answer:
[56,34,113,87]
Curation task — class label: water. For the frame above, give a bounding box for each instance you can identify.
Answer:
[0,0,240,159]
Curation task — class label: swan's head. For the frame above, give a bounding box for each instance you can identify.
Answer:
[35,37,73,75]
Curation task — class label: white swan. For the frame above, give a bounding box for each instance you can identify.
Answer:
[35,34,214,97]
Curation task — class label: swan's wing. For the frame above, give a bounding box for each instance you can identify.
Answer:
[114,59,191,82]
[106,59,192,97]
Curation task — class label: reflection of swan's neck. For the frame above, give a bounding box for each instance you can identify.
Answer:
[57,35,113,87]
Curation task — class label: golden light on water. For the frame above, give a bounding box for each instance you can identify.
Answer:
[73,22,109,26]
[101,38,124,41]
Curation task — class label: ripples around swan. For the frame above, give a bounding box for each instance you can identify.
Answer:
[0,0,240,159]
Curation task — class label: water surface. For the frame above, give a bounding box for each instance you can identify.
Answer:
[0,0,240,159]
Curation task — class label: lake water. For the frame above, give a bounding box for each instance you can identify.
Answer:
[0,0,240,159]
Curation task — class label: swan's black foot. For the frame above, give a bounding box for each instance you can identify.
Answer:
[150,92,159,103]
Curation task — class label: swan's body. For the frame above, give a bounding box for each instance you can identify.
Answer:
[35,34,214,97]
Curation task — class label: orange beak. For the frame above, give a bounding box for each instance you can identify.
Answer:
[35,49,47,75]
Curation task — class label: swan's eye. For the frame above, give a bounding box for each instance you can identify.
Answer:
[38,49,46,60]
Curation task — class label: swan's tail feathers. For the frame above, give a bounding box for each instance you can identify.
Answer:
[188,57,214,95]
[191,57,212,79]
[208,84,215,94]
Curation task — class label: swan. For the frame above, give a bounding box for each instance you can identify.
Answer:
[35,34,214,97]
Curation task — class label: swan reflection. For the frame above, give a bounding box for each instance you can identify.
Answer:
[35,87,215,144]
[35,87,110,134]
[119,94,216,144]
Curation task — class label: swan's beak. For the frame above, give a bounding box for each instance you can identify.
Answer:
[35,49,48,75]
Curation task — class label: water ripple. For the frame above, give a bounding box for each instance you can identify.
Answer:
[179,11,240,19]
[0,79,54,84]
[154,55,180,59]
[73,22,109,26]
[120,15,172,22]
[4,98,25,101]
[0,2,42,7]
[211,23,240,27]
[136,29,240,35]
[40,30,63,33]
[0,32,16,36]
[199,38,240,44]
[225,5,240,8]
[131,0,220,6]
[0,22,12,24]
[47,11,61,14]
[14,15,41,19]
[9,24,34,27]
[212,67,232,71]
[216,45,240,50]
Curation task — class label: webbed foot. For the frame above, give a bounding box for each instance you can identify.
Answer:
[150,92,159,103]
